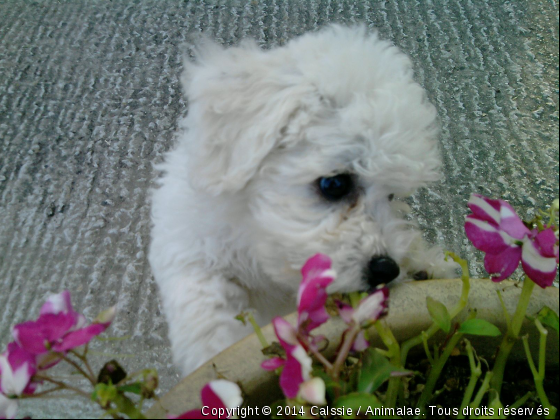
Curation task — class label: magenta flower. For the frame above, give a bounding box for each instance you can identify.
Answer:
[0,342,38,420]
[336,286,389,351]
[337,287,390,326]
[297,254,335,334]
[12,291,115,355]
[267,317,313,399]
[465,194,559,287]
[170,380,242,419]
[0,342,37,397]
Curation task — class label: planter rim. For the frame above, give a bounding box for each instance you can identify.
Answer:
[148,278,559,418]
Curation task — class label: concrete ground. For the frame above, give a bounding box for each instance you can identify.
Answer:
[0,0,558,418]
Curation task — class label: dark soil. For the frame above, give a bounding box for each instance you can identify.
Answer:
[406,355,559,419]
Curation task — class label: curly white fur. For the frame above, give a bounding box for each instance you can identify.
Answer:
[149,25,458,376]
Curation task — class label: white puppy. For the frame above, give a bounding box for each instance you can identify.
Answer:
[149,25,457,376]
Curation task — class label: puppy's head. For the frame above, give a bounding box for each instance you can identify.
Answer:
[181,25,441,293]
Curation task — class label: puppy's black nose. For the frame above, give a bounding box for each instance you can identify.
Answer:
[367,256,400,288]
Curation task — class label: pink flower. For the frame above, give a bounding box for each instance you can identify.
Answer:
[262,317,327,404]
[0,342,37,398]
[297,254,335,334]
[267,317,313,399]
[335,286,390,351]
[170,380,242,419]
[0,343,38,420]
[465,194,559,287]
[336,287,390,327]
[12,291,115,355]
[260,254,331,403]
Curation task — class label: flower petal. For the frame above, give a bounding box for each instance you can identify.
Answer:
[352,287,389,325]
[297,255,335,333]
[0,343,36,397]
[299,377,326,405]
[467,194,530,240]
[352,330,370,352]
[202,380,242,411]
[498,202,531,240]
[0,355,33,397]
[290,346,312,382]
[465,217,513,254]
[51,323,109,352]
[521,237,558,288]
[5,343,36,379]
[260,357,285,371]
[335,301,354,324]
[39,290,73,316]
[301,254,332,284]
[279,354,306,399]
[484,246,522,282]
[468,194,502,226]
[273,317,298,347]
[272,317,313,399]
[532,229,559,260]
[0,393,18,420]
[13,313,78,355]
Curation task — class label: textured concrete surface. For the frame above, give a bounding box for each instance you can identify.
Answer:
[0,0,558,418]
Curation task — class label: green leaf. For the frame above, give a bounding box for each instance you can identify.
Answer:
[536,306,559,333]
[358,349,409,394]
[93,383,118,407]
[117,382,143,395]
[334,393,382,418]
[459,319,501,336]
[426,296,451,333]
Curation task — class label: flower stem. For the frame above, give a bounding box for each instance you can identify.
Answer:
[296,333,333,371]
[509,391,533,410]
[69,347,96,382]
[18,386,65,399]
[416,330,464,414]
[55,351,96,385]
[457,339,481,419]
[522,321,557,419]
[33,374,91,399]
[246,312,269,349]
[496,290,511,331]
[330,325,360,380]
[401,252,470,367]
[374,321,402,408]
[490,277,535,394]
[421,331,434,365]
[470,371,493,411]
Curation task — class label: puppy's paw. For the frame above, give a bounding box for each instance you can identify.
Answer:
[423,252,461,279]
[404,241,460,280]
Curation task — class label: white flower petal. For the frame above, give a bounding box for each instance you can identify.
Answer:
[0,393,18,420]
[469,195,501,224]
[352,292,385,324]
[291,345,313,382]
[522,239,557,274]
[208,380,242,409]
[0,356,31,396]
[299,377,326,405]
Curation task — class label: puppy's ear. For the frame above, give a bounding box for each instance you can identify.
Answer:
[180,38,317,194]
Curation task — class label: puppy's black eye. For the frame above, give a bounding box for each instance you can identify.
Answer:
[318,174,354,201]
[388,194,395,201]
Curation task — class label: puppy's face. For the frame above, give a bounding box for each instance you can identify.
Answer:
[182,26,441,294]
[246,95,440,294]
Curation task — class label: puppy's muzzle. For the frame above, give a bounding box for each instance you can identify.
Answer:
[367,256,400,288]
